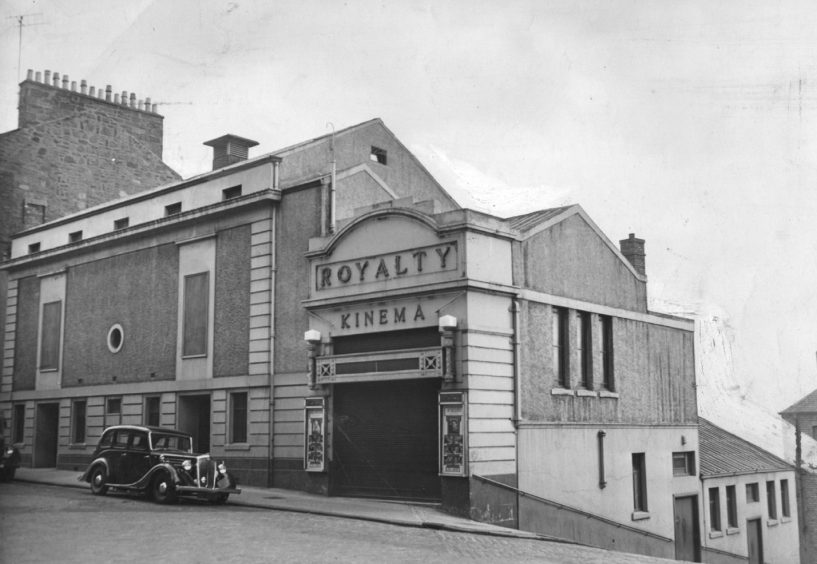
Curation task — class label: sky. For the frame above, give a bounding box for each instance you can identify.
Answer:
[2,0,817,460]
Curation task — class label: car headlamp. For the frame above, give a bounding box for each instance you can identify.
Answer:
[4,448,13,456]
[217,462,227,474]
[181,460,192,471]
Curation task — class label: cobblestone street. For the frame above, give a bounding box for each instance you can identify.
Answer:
[0,481,680,563]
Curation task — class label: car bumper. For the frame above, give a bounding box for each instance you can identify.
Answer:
[176,486,241,497]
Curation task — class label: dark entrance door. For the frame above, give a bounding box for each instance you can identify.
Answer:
[332,379,441,501]
[673,495,700,562]
[177,394,211,453]
[747,518,763,564]
[34,403,59,467]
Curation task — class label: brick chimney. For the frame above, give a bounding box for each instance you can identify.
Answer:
[619,233,646,276]
[203,134,259,170]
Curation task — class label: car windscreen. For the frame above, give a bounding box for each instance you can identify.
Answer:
[150,433,192,452]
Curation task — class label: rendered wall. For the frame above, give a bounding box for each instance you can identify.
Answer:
[701,471,799,564]
[214,225,251,377]
[519,214,647,311]
[518,425,699,556]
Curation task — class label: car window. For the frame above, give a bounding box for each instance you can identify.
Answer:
[113,430,129,448]
[131,432,148,451]
[98,431,114,448]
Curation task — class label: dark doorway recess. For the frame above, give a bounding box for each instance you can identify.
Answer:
[332,378,441,502]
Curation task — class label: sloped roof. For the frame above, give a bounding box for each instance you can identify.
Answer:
[699,418,792,478]
[506,205,575,232]
[780,387,817,416]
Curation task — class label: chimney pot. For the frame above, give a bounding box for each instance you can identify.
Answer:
[89,85,95,97]
[619,233,646,277]
[44,70,51,83]
[129,93,136,108]
[62,75,69,89]
[105,85,112,101]
[35,71,42,82]
[26,69,33,80]
[203,134,260,170]
[71,80,77,92]
[52,72,59,86]
[80,80,87,94]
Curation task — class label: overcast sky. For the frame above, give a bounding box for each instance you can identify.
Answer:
[2,0,816,454]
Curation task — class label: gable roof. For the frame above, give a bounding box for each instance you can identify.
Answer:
[780,387,817,417]
[507,206,575,232]
[699,417,792,478]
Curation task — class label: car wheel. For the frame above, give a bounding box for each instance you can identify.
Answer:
[90,466,108,495]
[210,493,229,505]
[151,472,177,504]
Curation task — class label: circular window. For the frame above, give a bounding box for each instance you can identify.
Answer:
[107,324,124,353]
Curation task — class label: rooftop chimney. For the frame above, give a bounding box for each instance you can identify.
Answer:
[203,134,259,170]
[619,233,646,276]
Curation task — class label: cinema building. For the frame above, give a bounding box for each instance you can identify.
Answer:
[0,119,700,559]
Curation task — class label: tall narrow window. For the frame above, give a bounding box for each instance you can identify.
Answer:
[144,396,160,427]
[40,300,62,370]
[553,307,569,387]
[781,479,790,518]
[600,315,614,390]
[28,242,40,254]
[370,146,387,165]
[578,311,592,389]
[726,485,738,528]
[709,487,722,531]
[766,480,777,519]
[230,391,248,443]
[72,399,86,444]
[632,453,648,512]
[183,272,209,356]
[13,404,25,443]
[746,482,759,502]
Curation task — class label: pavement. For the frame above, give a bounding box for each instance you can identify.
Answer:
[13,467,554,542]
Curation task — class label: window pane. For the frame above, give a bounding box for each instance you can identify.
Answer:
[726,485,738,528]
[145,396,160,427]
[746,482,759,502]
[13,404,25,443]
[766,481,777,519]
[40,300,62,370]
[183,272,209,356]
[600,315,614,390]
[709,487,721,531]
[231,392,248,443]
[632,453,647,511]
[781,480,790,518]
[72,400,86,443]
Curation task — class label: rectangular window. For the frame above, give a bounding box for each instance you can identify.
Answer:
[40,300,62,370]
[230,392,248,443]
[577,311,592,389]
[726,485,738,528]
[746,482,759,503]
[13,404,25,443]
[600,315,614,390]
[144,396,161,427]
[107,397,121,414]
[672,451,696,476]
[183,272,209,356]
[28,242,41,254]
[68,230,83,243]
[114,217,129,230]
[165,202,182,216]
[72,399,86,444]
[709,487,722,531]
[222,185,242,200]
[553,307,569,387]
[370,146,387,165]
[781,479,790,518]
[767,480,777,519]
[632,453,648,512]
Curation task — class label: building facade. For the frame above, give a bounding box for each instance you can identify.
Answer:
[699,418,800,564]
[1,119,701,560]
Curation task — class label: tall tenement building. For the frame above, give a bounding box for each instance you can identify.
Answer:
[0,68,181,393]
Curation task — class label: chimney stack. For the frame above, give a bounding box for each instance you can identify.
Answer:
[203,134,259,170]
[619,233,646,276]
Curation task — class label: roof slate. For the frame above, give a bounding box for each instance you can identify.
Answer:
[779,387,817,416]
[506,206,574,232]
[699,418,792,477]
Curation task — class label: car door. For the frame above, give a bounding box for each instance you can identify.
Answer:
[107,429,130,484]
[122,430,152,484]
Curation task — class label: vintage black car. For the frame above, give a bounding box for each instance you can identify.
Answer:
[80,425,240,504]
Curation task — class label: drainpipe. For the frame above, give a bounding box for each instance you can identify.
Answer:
[326,123,337,234]
[511,299,521,425]
[267,161,279,487]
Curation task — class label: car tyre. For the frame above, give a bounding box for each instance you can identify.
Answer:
[90,466,108,495]
[151,472,177,504]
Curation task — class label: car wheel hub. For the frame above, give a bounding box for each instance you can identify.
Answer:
[94,474,103,486]
[157,481,168,494]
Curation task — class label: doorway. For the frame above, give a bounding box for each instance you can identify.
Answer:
[747,518,764,564]
[332,378,441,501]
[177,394,211,453]
[34,403,59,467]
[673,495,701,562]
